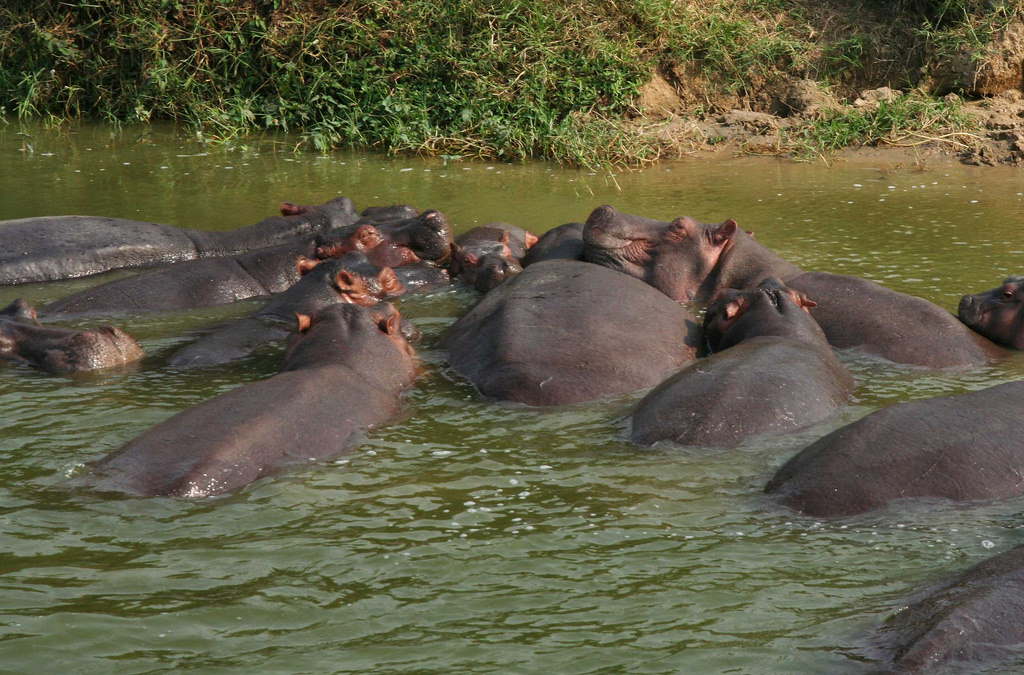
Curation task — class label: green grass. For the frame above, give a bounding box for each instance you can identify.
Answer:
[0,0,1019,165]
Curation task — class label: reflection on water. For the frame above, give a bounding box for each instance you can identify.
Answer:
[1,120,1023,673]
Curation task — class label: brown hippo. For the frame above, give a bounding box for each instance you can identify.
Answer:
[631,279,854,447]
[765,379,1024,518]
[959,275,1024,349]
[165,253,412,369]
[581,205,1002,368]
[440,259,701,406]
[449,223,537,292]
[90,302,417,497]
[872,543,1024,673]
[0,196,358,285]
[0,300,143,375]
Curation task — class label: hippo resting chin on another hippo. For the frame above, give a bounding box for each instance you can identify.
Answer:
[0,196,359,286]
[631,279,853,448]
[764,379,1024,518]
[582,205,1003,368]
[871,543,1024,674]
[959,275,1024,350]
[0,300,143,375]
[440,259,700,406]
[89,302,417,497]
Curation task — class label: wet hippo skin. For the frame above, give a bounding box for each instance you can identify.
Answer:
[89,302,417,497]
[631,278,853,447]
[441,259,701,406]
[765,379,1024,518]
[958,275,1024,349]
[0,196,358,285]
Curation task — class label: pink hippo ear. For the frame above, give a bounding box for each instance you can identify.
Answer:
[449,243,465,275]
[378,267,405,297]
[711,219,738,246]
[296,257,320,276]
[724,297,748,319]
[355,225,383,250]
[524,230,539,249]
[499,230,511,246]
[280,202,313,216]
[788,289,818,313]
[376,311,400,336]
[295,312,312,333]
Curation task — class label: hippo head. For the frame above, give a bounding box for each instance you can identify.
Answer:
[582,205,737,304]
[285,303,417,385]
[280,196,357,227]
[315,224,383,260]
[0,299,39,323]
[450,240,523,292]
[703,278,821,352]
[392,210,454,262]
[958,276,1024,349]
[296,254,405,307]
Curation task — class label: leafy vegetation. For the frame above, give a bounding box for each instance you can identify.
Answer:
[0,0,1019,165]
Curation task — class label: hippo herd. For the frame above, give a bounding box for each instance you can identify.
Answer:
[1,195,1023,671]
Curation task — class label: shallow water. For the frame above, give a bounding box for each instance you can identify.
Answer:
[1,120,1023,673]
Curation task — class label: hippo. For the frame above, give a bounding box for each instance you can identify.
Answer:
[449,223,537,292]
[440,259,701,406]
[872,543,1024,673]
[165,254,409,369]
[0,196,358,285]
[765,379,1024,518]
[0,299,143,375]
[631,279,854,447]
[959,275,1024,349]
[314,210,454,267]
[89,302,417,497]
[581,205,1002,368]
[522,222,585,266]
[44,206,451,318]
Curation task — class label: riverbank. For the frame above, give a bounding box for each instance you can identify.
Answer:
[2,1,1023,167]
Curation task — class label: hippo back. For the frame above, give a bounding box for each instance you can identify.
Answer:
[441,260,700,406]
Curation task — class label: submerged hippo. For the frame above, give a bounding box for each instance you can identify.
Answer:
[90,302,417,497]
[0,300,143,375]
[582,205,1002,368]
[631,279,853,447]
[441,260,700,406]
[166,253,410,368]
[315,210,454,267]
[765,379,1024,518]
[959,275,1024,349]
[450,223,537,292]
[0,196,358,286]
[872,543,1024,673]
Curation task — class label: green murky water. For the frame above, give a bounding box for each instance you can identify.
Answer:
[1,121,1023,673]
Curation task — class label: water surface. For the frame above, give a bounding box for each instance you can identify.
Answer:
[1,121,1023,673]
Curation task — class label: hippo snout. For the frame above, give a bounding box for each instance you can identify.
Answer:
[958,293,980,323]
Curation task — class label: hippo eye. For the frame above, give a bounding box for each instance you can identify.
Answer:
[1002,290,1015,301]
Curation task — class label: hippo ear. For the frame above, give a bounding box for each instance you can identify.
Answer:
[378,267,405,297]
[449,243,464,274]
[356,225,383,249]
[711,219,738,246]
[296,257,320,276]
[377,312,400,336]
[280,202,305,216]
[723,300,743,319]
[335,270,357,291]
[789,289,818,312]
[524,231,539,249]
[499,231,511,246]
[295,312,312,333]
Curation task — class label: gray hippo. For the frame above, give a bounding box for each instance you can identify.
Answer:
[959,275,1024,349]
[582,205,1002,368]
[765,379,1024,518]
[522,222,585,266]
[0,299,143,375]
[441,259,701,406]
[44,208,454,317]
[0,196,358,285]
[89,302,417,497]
[449,223,538,292]
[314,210,454,267]
[872,543,1024,673]
[631,278,853,447]
[166,253,416,369]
